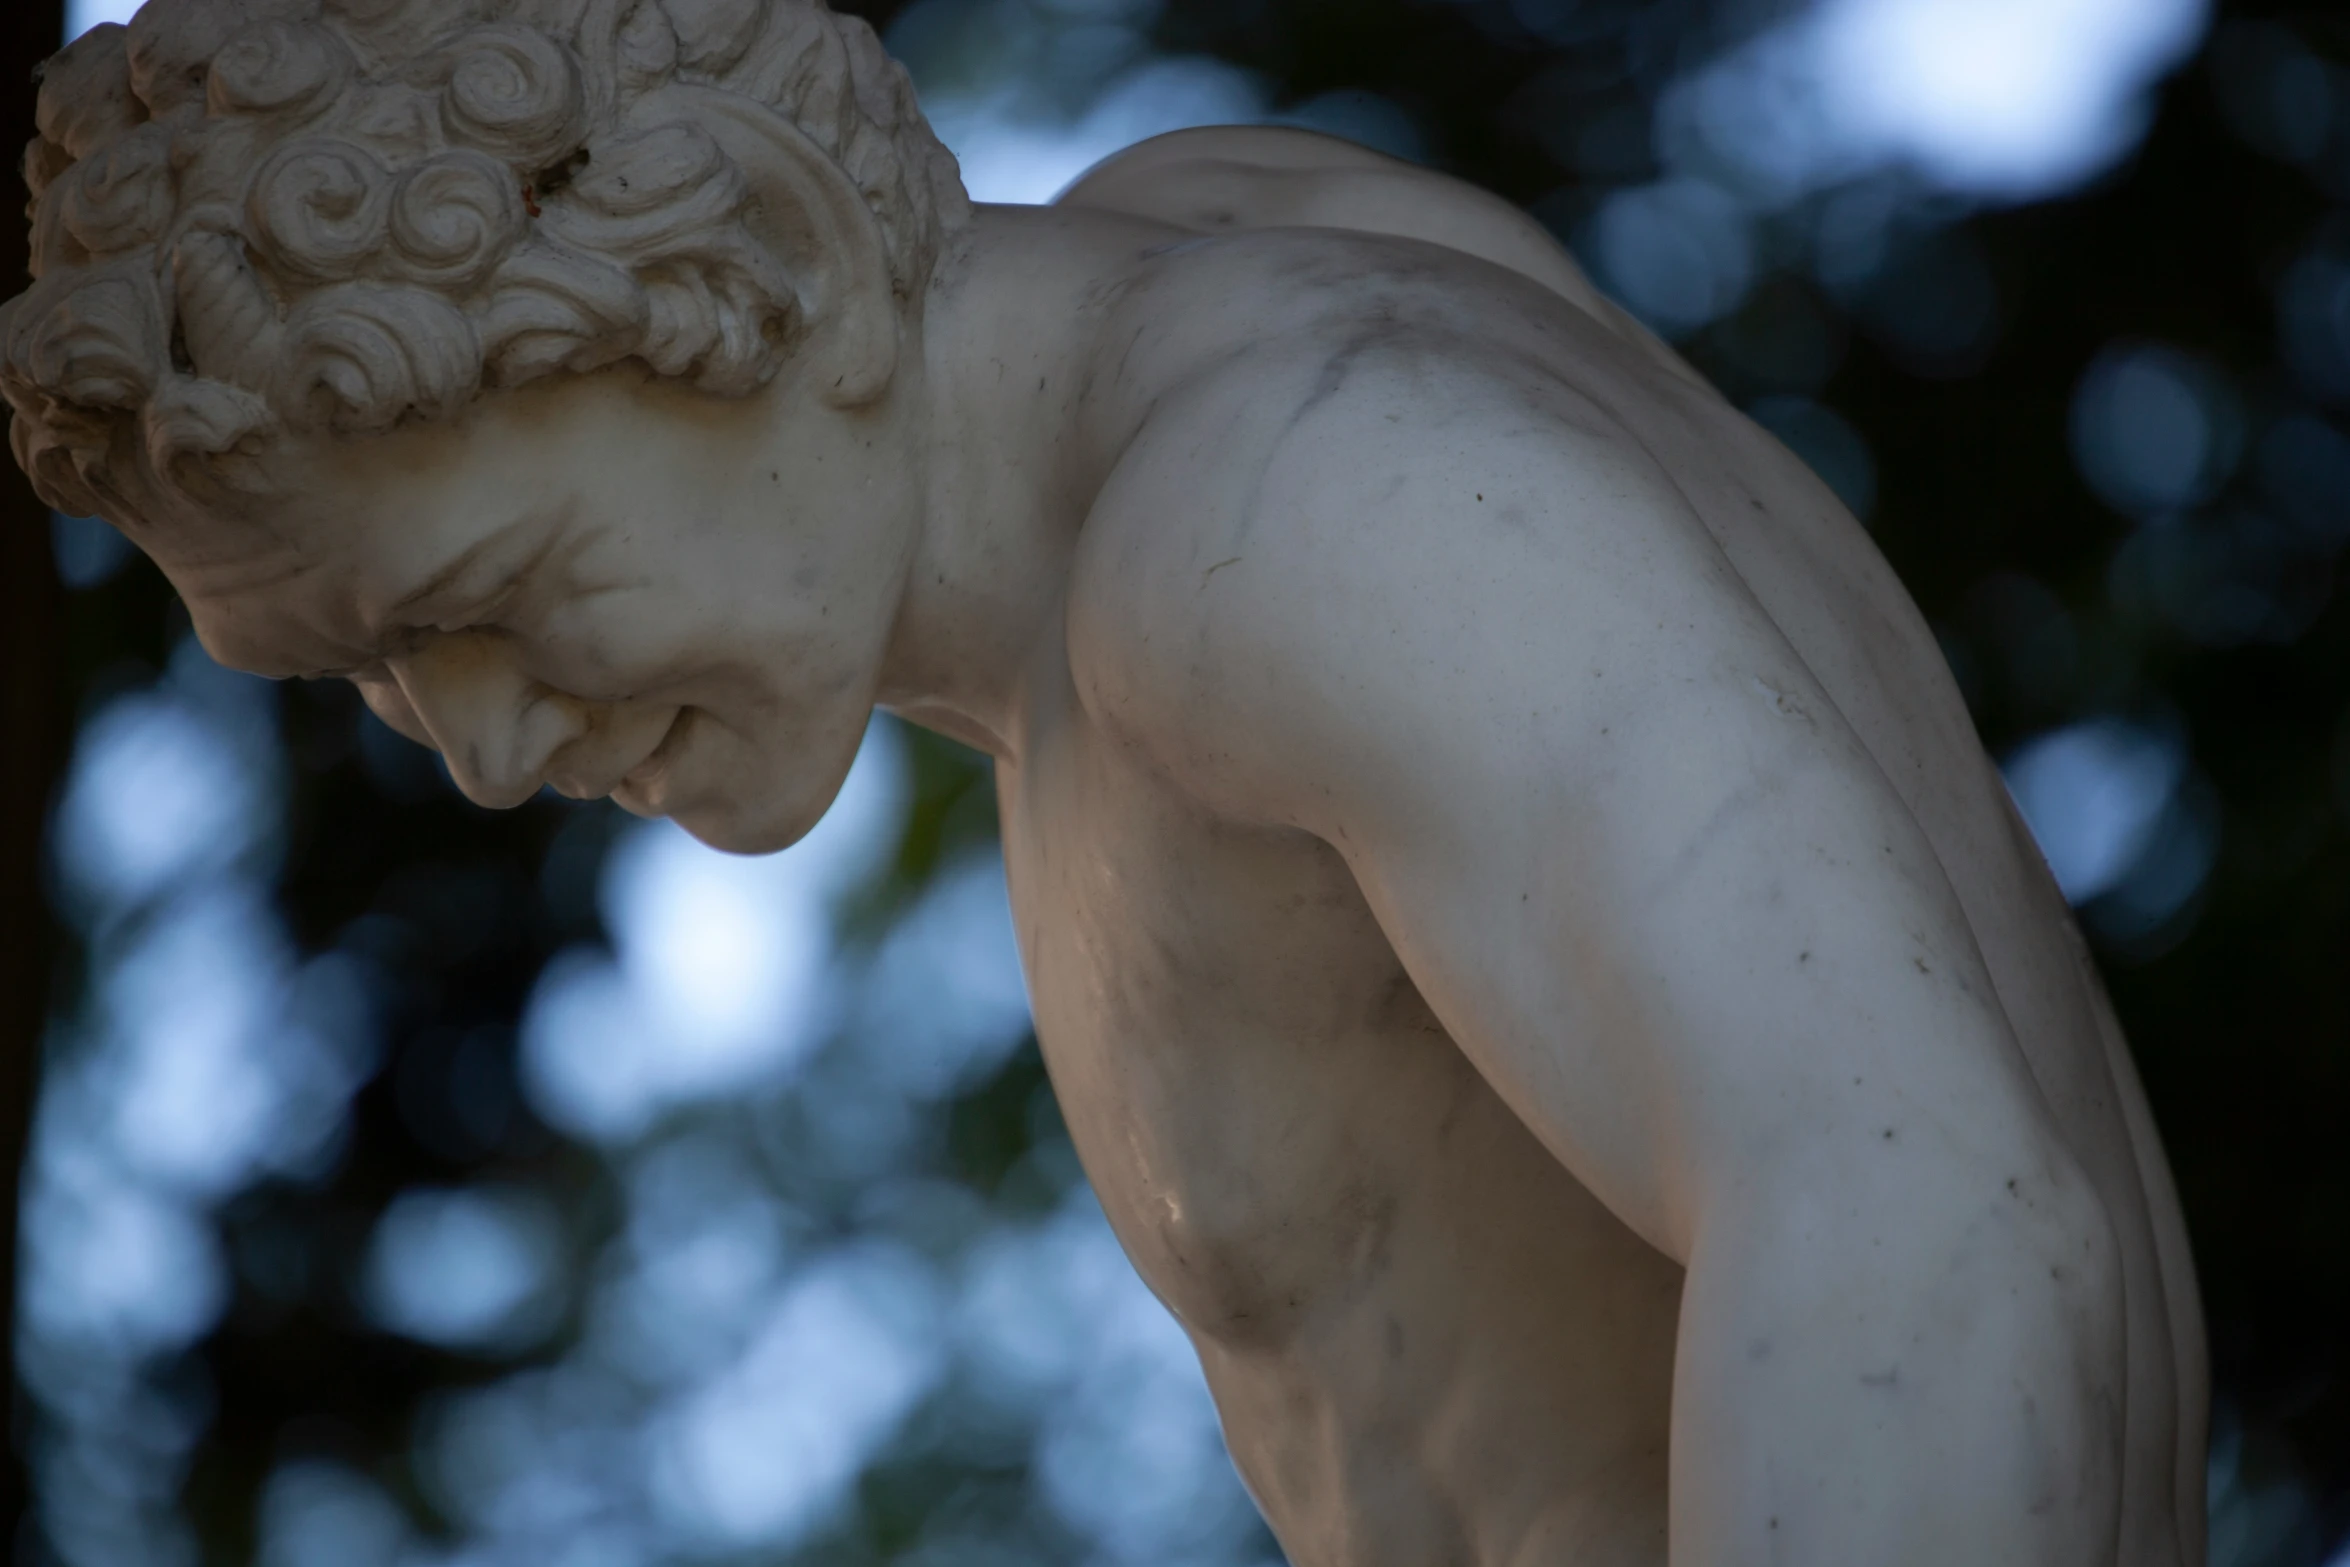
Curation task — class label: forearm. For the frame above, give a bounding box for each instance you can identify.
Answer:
[1668,1165,2128,1566]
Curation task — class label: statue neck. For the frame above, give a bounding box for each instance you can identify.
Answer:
[877,201,1173,760]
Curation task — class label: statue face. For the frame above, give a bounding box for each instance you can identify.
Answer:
[148,366,923,855]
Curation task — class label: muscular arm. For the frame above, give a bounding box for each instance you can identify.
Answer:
[1081,355,2129,1564]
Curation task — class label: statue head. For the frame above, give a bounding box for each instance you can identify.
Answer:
[2,0,976,851]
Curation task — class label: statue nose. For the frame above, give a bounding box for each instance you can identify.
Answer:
[390,633,586,810]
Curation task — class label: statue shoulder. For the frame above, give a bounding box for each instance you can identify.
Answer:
[1061,319,1701,823]
[1058,126,1705,390]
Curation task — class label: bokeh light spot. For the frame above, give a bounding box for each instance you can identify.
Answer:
[2004,718,2187,904]
[362,1186,566,1354]
[2072,343,2243,518]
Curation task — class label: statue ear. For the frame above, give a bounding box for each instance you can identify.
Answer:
[672,89,899,408]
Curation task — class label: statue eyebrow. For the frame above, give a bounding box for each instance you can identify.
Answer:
[370,510,569,648]
[380,532,509,624]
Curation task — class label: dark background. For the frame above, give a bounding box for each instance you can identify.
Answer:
[2,0,2346,1562]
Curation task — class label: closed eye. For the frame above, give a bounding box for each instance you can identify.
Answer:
[297,656,380,683]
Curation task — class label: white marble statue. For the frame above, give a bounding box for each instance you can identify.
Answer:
[2,2,2208,1562]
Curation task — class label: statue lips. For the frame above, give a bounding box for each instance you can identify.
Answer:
[549,706,690,802]
[614,707,691,799]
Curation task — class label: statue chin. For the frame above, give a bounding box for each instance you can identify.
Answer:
[664,795,826,858]
[623,725,857,859]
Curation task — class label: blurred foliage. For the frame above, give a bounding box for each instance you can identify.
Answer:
[22,0,2350,1562]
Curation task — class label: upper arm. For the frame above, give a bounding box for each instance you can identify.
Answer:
[1082,361,2074,1263]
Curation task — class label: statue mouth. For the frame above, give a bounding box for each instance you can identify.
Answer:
[618,707,691,797]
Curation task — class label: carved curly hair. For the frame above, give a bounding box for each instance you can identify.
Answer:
[0,0,971,521]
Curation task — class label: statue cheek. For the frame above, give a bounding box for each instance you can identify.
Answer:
[512,624,653,705]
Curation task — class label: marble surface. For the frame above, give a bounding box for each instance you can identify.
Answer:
[2,4,2206,1563]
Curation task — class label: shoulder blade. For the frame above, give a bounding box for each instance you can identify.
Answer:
[1055,125,1705,389]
